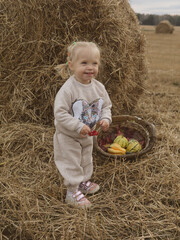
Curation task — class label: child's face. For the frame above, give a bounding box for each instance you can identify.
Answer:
[69,47,100,84]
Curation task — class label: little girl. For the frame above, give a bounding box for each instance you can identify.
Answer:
[53,41,112,208]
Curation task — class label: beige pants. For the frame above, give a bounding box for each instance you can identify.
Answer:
[53,132,94,192]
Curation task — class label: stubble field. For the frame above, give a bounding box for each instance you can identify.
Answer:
[1,26,180,239]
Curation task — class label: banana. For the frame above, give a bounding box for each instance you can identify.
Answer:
[108,144,126,155]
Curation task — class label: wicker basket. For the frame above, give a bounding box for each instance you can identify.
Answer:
[94,115,156,159]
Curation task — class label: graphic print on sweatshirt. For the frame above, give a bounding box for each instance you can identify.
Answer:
[72,98,103,128]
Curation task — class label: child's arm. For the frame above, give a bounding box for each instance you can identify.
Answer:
[100,87,112,128]
[54,89,85,134]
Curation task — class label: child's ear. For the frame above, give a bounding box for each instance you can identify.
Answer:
[68,61,73,70]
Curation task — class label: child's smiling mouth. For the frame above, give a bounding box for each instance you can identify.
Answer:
[85,72,94,76]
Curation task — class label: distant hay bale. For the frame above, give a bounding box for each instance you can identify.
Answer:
[1,0,147,125]
[155,20,174,34]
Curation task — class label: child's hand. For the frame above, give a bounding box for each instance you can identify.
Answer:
[99,119,110,132]
[80,125,91,138]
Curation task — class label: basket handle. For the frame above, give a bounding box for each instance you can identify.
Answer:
[150,123,156,138]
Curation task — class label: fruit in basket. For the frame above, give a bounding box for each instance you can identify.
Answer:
[108,143,126,155]
[107,148,126,155]
[126,139,142,153]
[113,135,129,148]
[110,143,125,151]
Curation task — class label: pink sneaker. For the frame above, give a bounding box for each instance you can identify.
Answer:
[65,190,92,208]
[79,181,100,194]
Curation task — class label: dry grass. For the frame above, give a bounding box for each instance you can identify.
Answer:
[1,16,180,240]
[0,0,147,125]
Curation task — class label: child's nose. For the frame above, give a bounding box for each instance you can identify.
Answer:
[87,64,93,69]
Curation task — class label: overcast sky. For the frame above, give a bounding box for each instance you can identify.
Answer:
[129,0,180,15]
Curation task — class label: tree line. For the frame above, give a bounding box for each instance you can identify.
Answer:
[136,13,180,26]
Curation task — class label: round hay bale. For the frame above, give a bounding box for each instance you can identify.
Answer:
[155,20,174,34]
[1,0,147,125]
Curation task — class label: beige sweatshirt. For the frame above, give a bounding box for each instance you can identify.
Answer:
[54,75,112,138]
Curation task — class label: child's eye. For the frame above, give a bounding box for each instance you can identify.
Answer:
[81,61,87,65]
[93,62,98,65]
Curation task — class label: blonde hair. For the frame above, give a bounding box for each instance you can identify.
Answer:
[55,41,100,79]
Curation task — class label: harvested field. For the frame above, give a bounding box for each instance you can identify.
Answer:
[1,19,180,240]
